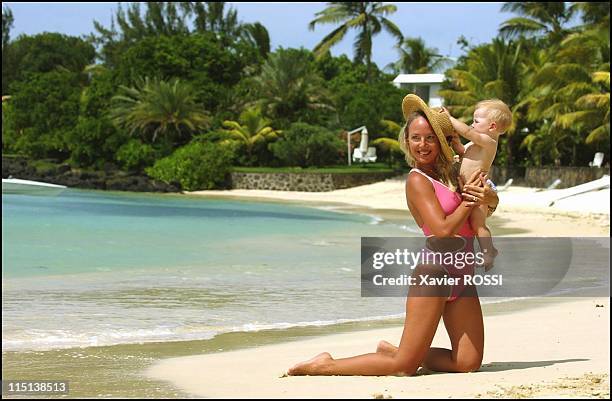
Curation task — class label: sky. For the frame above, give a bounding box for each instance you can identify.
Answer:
[4,2,514,69]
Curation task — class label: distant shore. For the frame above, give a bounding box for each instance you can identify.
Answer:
[187,176,610,237]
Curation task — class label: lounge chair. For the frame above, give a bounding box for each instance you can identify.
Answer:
[497,178,513,191]
[364,147,377,163]
[589,152,604,168]
[352,148,364,162]
[548,175,610,206]
[535,178,562,192]
[352,128,376,163]
[547,178,562,190]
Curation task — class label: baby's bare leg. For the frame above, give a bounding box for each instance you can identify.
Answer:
[470,206,497,271]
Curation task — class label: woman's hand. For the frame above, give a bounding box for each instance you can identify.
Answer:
[461,170,499,209]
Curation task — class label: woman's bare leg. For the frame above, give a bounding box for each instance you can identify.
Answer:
[376,293,484,373]
[288,293,447,376]
[422,292,484,373]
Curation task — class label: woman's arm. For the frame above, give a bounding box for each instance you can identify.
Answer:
[406,173,474,237]
[461,173,499,214]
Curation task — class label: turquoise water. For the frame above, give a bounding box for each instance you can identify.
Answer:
[2,189,415,351]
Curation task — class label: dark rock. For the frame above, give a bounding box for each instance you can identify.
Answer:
[103,162,119,173]
[2,156,183,193]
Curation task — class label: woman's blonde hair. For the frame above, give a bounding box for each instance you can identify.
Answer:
[398,111,459,191]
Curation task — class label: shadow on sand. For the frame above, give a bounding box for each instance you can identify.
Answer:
[416,358,589,376]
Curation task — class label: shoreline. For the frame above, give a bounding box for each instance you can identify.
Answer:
[1,293,591,353]
[185,180,610,237]
[5,297,592,398]
[146,297,610,398]
[4,296,606,398]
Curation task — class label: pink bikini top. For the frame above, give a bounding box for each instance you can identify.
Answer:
[409,168,474,238]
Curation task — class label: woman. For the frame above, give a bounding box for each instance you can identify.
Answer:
[287,94,499,376]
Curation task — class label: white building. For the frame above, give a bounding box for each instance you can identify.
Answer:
[392,73,445,107]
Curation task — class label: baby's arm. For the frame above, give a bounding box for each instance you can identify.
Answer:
[451,117,495,147]
[440,108,494,147]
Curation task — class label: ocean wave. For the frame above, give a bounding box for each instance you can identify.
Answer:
[236,314,405,333]
[5,292,600,352]
[303,240,334,247]
[479,296,528,305]
[1,327,217,352]
[392,224,420,233]
[367,215,384,225]
[2,314,406,352]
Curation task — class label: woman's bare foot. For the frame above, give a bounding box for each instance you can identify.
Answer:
[376,340,398,357]
[287,352,333,376]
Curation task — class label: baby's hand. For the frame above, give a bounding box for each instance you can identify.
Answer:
[448,134,460,148]
[449,130,460,142]
[447,131,463,153]
[439,107,450,117]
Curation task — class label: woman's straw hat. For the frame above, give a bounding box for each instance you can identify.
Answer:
[402,94,454,162]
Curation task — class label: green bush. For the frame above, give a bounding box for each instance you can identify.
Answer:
[116,139,157,172]
[66,117,124,168]
[269,122,344,167]
[145,141,234,190]
[4,71,81,160]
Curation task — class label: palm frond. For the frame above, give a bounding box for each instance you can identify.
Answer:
[592,71,610,86]
[576,93,610,109]
[313,24,349,58]
[585,124,610,144]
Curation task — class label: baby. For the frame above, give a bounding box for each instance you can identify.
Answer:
[442,99,512,270]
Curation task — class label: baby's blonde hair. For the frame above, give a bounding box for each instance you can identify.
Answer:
[476,99,512,133]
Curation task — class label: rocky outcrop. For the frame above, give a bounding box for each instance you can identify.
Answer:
[2,156,180,192]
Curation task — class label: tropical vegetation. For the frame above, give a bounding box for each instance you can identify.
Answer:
[2,2,609,190]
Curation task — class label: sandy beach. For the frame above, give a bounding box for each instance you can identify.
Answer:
[146,297,609,398]
[144,177,611,398]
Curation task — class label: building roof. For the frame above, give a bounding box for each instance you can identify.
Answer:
[393,73,445,84]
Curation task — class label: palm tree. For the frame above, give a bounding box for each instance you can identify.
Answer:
[499,2,576,44]
[514,10,610,165]
[387,37,453,74]
[249,48,334,128]
[219,107,281,159]
[545,23,610,155]
[439,38,522,121]
[241,22,271,60]
[110,77,210,145]
[569,2,610,27]
[309,2,403,81]
[558,71,610,145]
